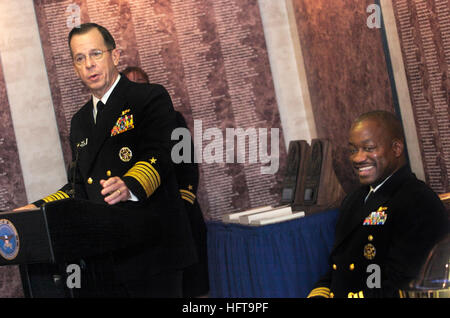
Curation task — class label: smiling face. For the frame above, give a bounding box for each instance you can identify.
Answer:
[70,28,120,99]
[348,118,404,187]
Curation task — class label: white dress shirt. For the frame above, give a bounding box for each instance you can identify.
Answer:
[364,173,394,203]
[90,74,138,201]
[92,74,121,123]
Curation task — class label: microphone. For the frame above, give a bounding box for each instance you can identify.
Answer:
[69,144,81,198]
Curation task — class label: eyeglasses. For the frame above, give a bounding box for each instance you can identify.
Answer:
[73,49,113,66]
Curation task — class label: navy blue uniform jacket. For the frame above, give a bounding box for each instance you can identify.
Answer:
[35,75,197,294]
[308,165,447,298]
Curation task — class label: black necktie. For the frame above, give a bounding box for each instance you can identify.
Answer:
[96,101,105,123]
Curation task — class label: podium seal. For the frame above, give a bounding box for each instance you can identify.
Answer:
[0,219,19,261]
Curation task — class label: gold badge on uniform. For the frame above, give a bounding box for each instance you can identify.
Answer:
[119,147,132,162]
[77,138,88,148]
[364,243,376,260]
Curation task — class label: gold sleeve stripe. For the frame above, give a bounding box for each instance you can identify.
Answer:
[180,192,195,204]
[124,161,161,198]
[181,195,194,204]
[307,287,330,298]
[138,161,161,185]
[135,171,153,196]
[56,191,67,200]
[145,164,161,187]
[308,291,330,298]
[180,189,196,200]
[134,166,158,191]
[124,170,152,197]
[133,162,160,190]
[42,191,70,203]
[180,189,196,204]
[143,165,160,190]
[135,164,159,192]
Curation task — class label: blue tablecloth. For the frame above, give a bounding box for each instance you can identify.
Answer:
[206,209,339,298]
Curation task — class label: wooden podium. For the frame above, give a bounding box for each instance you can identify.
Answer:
[0,198,160,297]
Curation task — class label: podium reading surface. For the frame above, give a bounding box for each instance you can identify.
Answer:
[0,198,160,266]
[0,199,160,297]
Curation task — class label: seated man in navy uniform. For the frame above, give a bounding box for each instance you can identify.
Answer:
[122,66,209,297]
[15,23,197,297]
[308,110,447,298]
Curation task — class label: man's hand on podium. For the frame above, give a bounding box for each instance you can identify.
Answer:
[100,176,131,205]
[13,204,38,211]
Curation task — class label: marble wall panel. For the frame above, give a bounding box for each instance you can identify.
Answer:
[392,0,450,193]
[291,0,396,193]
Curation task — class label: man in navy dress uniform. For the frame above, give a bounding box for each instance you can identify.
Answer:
[16,23,197,297]
[308,110,447,298]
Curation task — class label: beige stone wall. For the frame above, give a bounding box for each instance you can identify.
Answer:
[0,0,67,204]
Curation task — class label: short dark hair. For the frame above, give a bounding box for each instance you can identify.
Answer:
[68,23,116,55]
[352,110,405,142]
